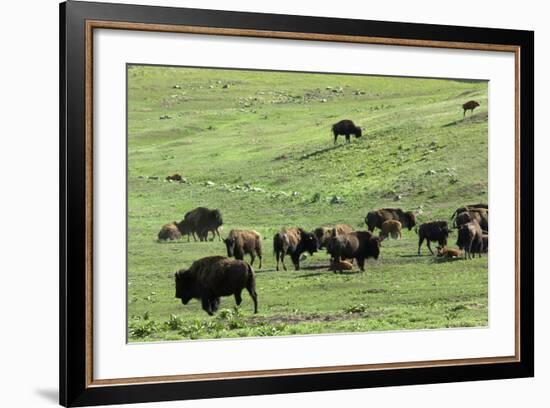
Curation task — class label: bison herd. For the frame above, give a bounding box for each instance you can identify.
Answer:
[160,201,488,315]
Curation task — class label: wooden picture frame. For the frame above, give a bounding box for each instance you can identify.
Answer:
[60,1,534,406]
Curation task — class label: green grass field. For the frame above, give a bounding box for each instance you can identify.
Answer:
[127,65,488,342]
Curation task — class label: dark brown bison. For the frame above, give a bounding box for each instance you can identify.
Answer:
[175,256,258,315]
[157,222,182,241]
[326,229,381,272]
[451,204,488,222]
[314,224,354,249]
[456,220,484,259]
[180,207,223,241]
[224,229,263,268]
[417,220,451,255]
[332,119,362,144]
[365,208,416,232]
[453,209,488,231]
[463,100,480,117]
[166,173,183,182]
[273,228,318,271]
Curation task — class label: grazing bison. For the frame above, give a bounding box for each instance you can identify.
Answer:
[166,173,183,182]
[314,224,354,249]
[332,119,362,144]
[417,221,451,255]
[436,246,464,259]
[463,100,480,117]
[175,256,258,315]
[380,220,402,240]
[273,228,318,271]
[326,229,381,272]
[181,207,223,241]
[365,208,416,232]
[456,220,484,259]
[157,222,182,241]
[224,229,263,268]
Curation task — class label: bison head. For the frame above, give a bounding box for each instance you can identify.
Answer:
[354,127,362,138]
[176,219,192,235]
[300,230,319,255]
[369,236,381,260]
[175,269,194,305]
[223,236,236,257]
[404,211,417,230]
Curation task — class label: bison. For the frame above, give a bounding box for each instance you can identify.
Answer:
[365,208,416,232]
[380,220,402,240]
[180,207,223,241]
[463,100,480,117]
[273,228,318,271]
[417,220,451,255]
[332,119,362,144]
[453,209,488,231]
[326,229,381,272]
[175,256,258,315]
[165,173,183,182]
[224,229,263,268]
[436,246,464,259]
[157,221,182,241]
[314,224,354,249]
[456,220,484,259]
[329,259,354,272]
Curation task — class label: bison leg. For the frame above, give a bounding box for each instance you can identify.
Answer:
[234,291,243,306]
[345,134,350,143]
[418,237,424,255]
[211,297,220,312]
[280,252,288,271]
[246,285,258,314]
[250,253,256,266]
[333,133,338,145]
[426,240,434,255]
[357,257,365,272]
[258,254,262,269]
[201,297,214,316]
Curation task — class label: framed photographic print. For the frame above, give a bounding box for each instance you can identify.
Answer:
[60,1,534,406]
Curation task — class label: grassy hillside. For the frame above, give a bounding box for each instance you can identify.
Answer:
[127,65,488,342]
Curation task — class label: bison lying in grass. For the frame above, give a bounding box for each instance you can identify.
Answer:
[436,246,464,259]
[157,222,182,241]
[314,224,354,249]
[273,228,318,271]
[417,221,450,255]
[175,256,258,316]
[224,229,263,268]
[326,229,381,272]
[365,208,416,232]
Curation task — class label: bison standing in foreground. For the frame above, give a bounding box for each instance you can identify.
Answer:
[157,222,182,241]
[332,119,362,144]
[326,229,381,272]
[273,228,318,271]
[180,207,223,242]
[456,220,484,259]
[462,100,480,117]
[224,229,263,268]
[417,220,451,255]
[365,208,416,232]
[175,256,258,315]
[314,224,354,249]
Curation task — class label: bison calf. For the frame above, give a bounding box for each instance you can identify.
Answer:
[417,221,450,255]
[329,259,354,272]
[436,246,464,259]
[224,229,263,268]
[365,208,416,232]
[380,220,402,240]
[175,256,258,315]
[158,222,182,241]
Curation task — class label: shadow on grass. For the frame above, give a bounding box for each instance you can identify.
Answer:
[298,143,347,160]
[442,112,488,127]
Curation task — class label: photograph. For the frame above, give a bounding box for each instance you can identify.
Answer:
[126,64,489,342]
